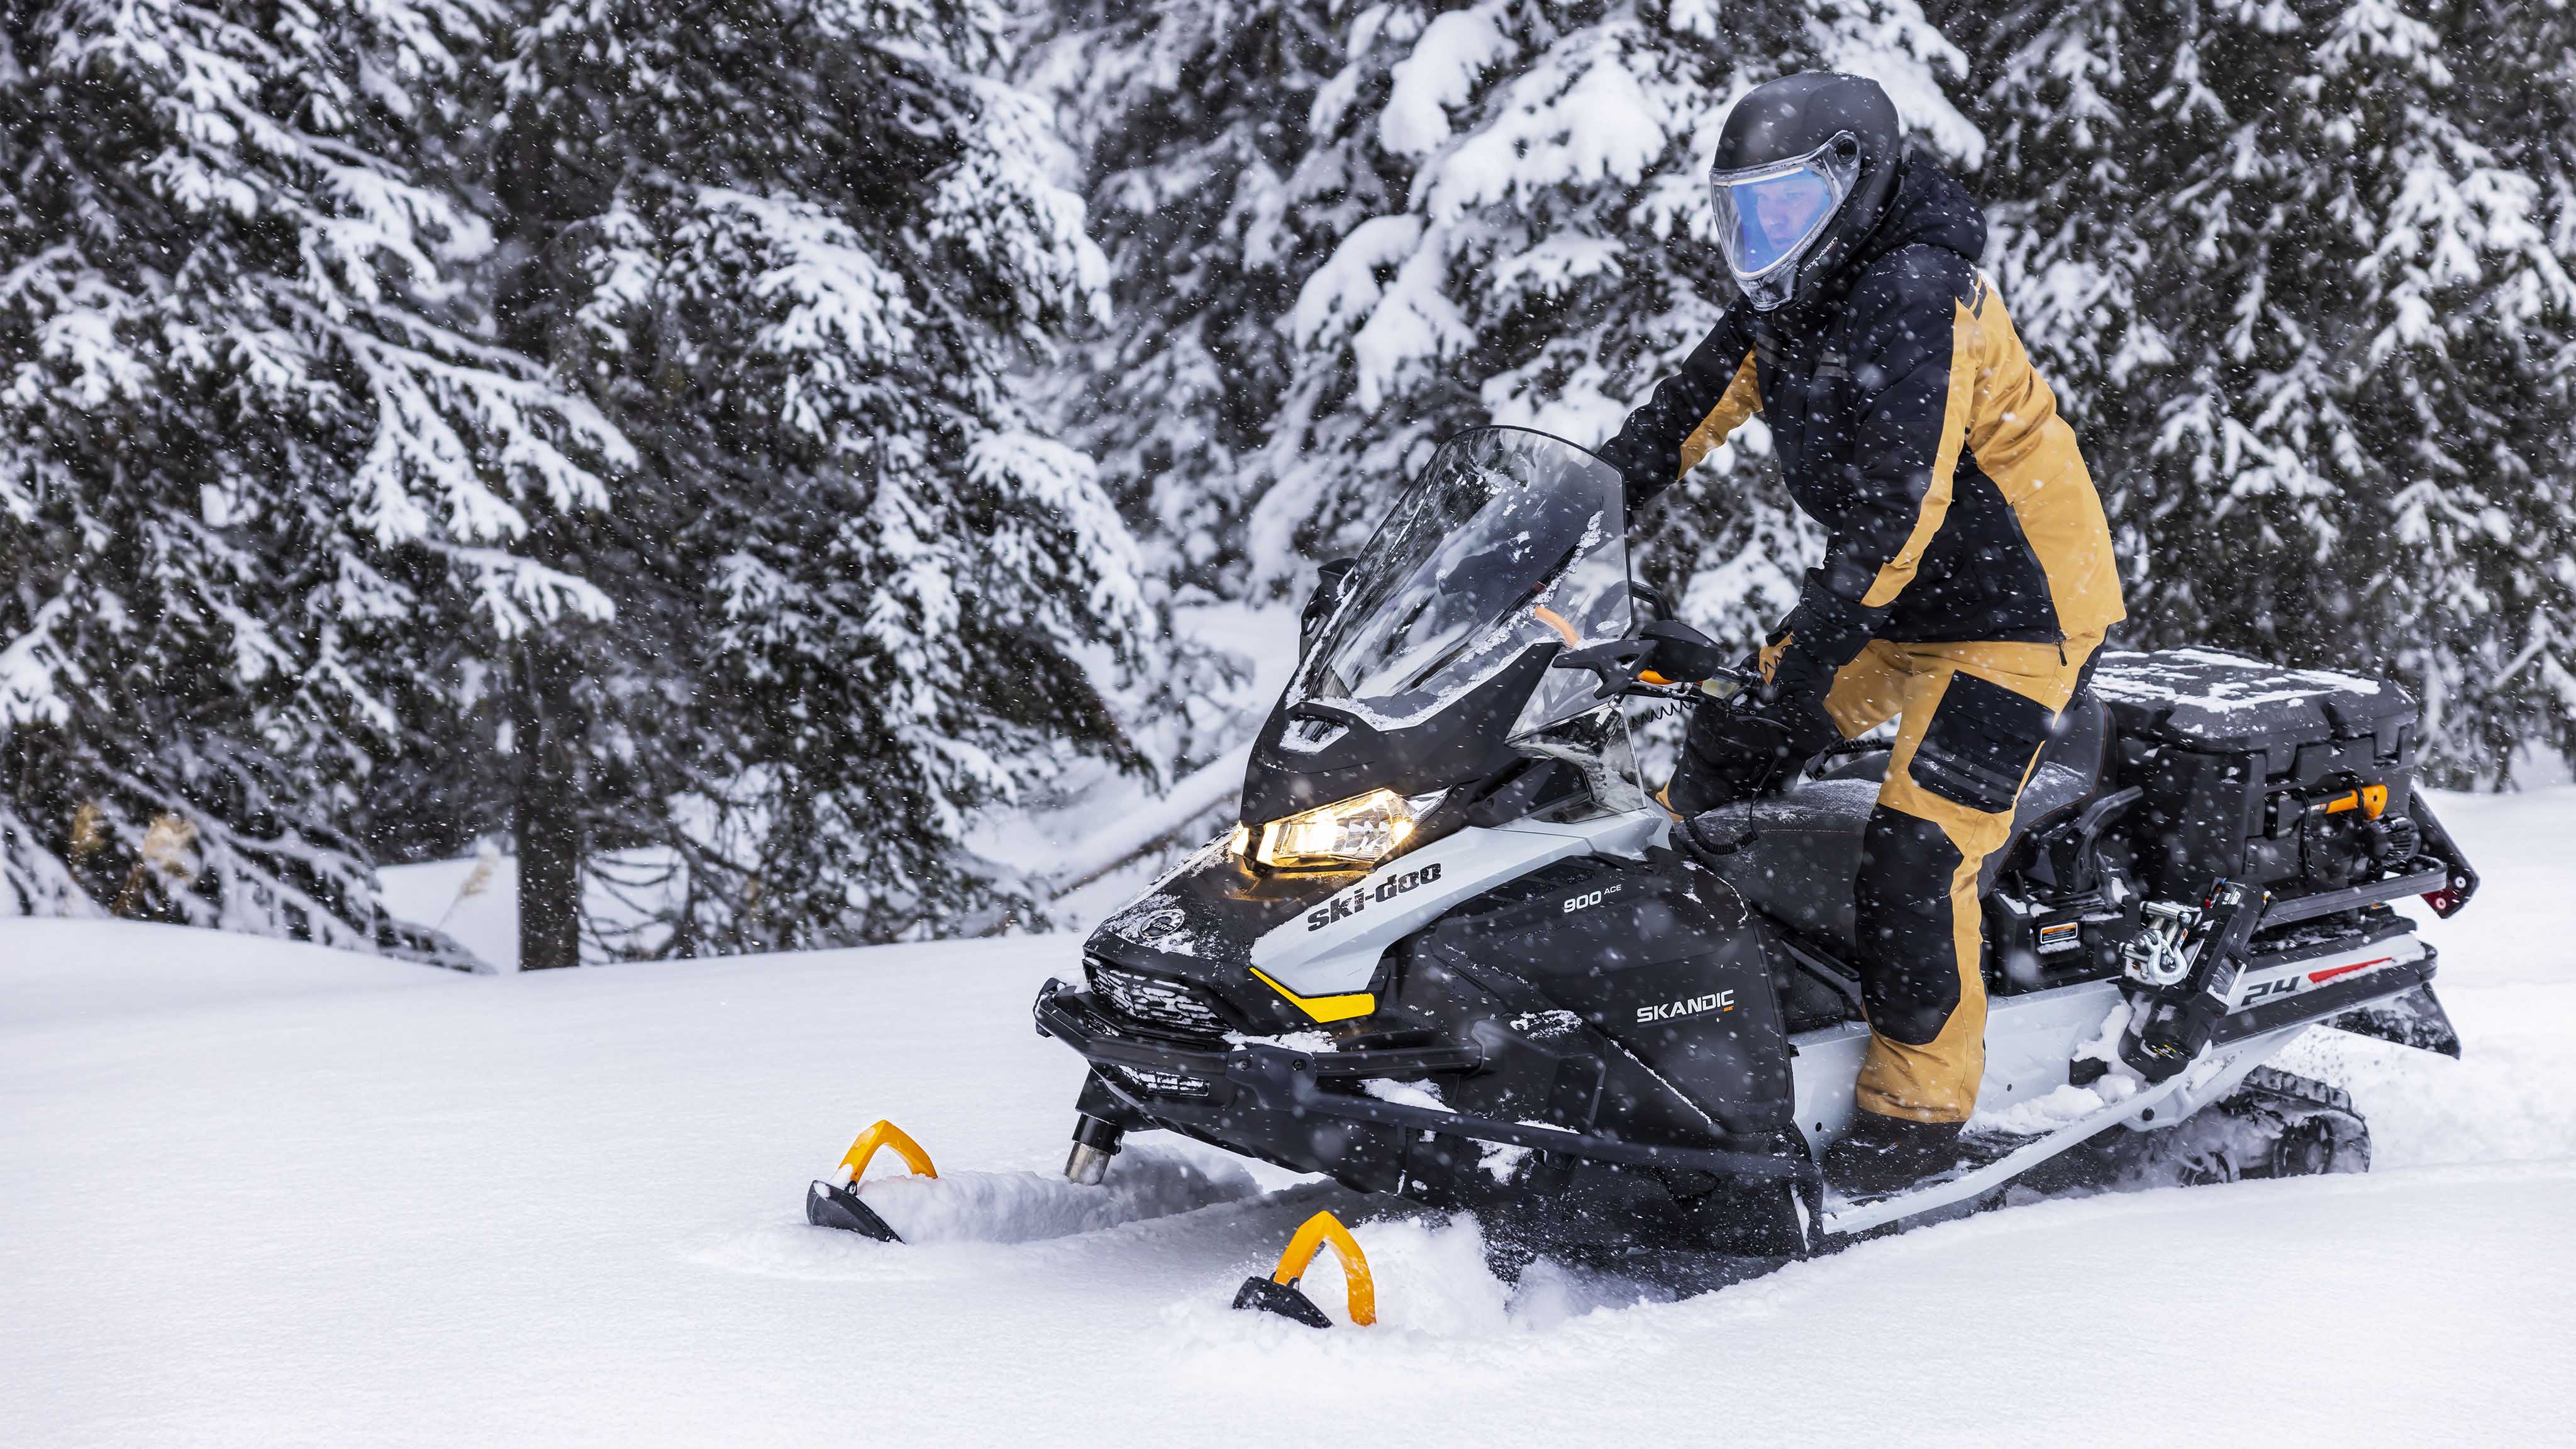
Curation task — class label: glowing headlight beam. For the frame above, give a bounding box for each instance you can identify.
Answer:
[1249,787,1438,871]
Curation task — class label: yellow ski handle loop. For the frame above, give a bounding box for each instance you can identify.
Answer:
[1269,1211,1376,1326]
[838,1120,938,1186]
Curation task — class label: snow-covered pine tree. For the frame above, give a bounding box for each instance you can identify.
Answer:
[496,0,1150,950]
[1028,1,1345,599]
[1008,1,1338,810]
[0,0,624,944]
[1948,0,2576,781]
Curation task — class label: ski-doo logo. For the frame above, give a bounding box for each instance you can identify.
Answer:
[1304,862,1444,933]
[1636,991,1734,1024]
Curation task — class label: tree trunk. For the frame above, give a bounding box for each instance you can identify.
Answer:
[512,647,585,970]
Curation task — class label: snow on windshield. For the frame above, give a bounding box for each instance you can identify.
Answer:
[1289,429,1628,738]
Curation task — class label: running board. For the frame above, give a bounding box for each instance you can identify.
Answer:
[1821,1074,2190,1237]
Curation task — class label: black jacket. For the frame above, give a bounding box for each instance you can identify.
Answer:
[1599,160,2124,668]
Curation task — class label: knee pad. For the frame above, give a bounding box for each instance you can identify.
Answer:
[1853,806,1966,1046]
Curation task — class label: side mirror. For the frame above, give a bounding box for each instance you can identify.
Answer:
[1300,558,1357,653]
[1628,580,1674,625]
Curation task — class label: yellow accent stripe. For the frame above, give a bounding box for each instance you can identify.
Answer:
[1249,965,1377,1023]
[1677,352,1762,479]
[1861,298,1977,610]
[1531,604,1580,646]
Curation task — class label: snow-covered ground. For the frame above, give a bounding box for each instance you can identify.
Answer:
[7,792,2576,1446]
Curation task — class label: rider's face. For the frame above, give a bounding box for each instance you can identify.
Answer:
[1752,186,1813,238]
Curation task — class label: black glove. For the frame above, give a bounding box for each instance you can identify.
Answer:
[1753,648,1841,760]
[1667,699,1797,816]
[1756,577,1880,757]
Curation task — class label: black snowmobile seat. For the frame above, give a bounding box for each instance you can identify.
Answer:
[1703,692,2109,952]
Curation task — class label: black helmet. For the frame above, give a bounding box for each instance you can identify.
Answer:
[1707,72,1904,311]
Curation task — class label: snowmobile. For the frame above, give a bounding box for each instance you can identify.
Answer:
[1024,426,2480,1266]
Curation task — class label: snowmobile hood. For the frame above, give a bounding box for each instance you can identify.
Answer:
[1083,806,1674,1035]
[1081,835,1366,1035]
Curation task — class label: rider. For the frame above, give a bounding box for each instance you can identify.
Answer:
[1596,72,2126,1196]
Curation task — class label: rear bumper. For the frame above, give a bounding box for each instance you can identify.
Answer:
[1033,979,1818,1185]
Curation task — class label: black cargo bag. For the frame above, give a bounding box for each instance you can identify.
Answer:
[2094,649,2421,904]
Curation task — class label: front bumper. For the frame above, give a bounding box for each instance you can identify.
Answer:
[1033,979,1816,1185]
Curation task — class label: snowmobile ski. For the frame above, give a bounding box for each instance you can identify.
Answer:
[805,1119,938,1241]
[1231,1210,1375,1328]
[806,1180,902,1241]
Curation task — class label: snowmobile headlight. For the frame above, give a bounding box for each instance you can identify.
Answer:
[1252,788,1438,871]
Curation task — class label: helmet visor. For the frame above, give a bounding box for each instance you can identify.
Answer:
[1709,136,1860,287]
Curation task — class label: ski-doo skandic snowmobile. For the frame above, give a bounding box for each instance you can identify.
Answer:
[1033,426,2479,1256]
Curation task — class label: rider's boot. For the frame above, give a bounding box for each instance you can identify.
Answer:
[1822,1111,1967,1200]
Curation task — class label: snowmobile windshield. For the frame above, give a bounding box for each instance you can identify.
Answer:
[1710,136,1858,309]
[1289,427,1631,741]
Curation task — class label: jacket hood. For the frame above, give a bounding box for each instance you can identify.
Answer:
[1853,154,1987,273]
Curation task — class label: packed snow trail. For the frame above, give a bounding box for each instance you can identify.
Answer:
[7,793,2576,1446]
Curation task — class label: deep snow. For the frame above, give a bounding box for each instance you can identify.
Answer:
[7,792,2576,1446]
